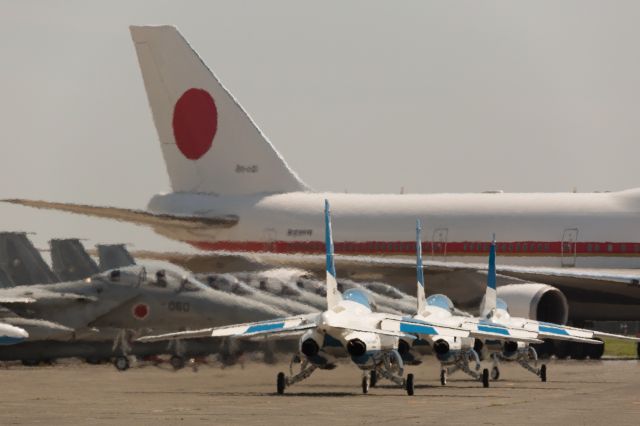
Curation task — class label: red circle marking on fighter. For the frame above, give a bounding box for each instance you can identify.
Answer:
[132,303,150,320]
[172,88,218,160]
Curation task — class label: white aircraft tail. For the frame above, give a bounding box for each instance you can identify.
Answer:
[324,200,342,310]
[129,25,308,195]
[480,236,498,318]
[415,219,426,314]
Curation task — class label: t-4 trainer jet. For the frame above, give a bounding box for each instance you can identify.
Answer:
[387,221,542,388]
[473,238,640,383]
[6,25,640,333]
[140,201,500,395]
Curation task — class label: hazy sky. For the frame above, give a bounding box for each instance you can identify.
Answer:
[2,1,640,253]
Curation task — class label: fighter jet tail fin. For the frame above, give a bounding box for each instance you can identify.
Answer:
[324,200,342,310]
[97,244,136,271]
[415,219,426,314]
[0,232,59,285]
[480,236,498,318]
[50,239,99,281]
[129,25,308,195]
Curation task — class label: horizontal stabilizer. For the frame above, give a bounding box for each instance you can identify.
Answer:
[325,321,417,339]
[380,318,469,338]
[3,199,238,229]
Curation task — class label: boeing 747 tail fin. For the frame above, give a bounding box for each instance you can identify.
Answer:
[129,25,308,195]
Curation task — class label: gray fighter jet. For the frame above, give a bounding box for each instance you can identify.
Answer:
[0,232,59,285]
[0,264,286,368]
[234,269,329,311]
[203,273,317,315]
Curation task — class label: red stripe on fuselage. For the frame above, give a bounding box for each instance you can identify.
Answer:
[188,240,640,256]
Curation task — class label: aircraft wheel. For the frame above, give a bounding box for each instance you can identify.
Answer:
[490,366,500,381]
[587,339,604,360]
[540,364,547,382]
[370,370,377,388]
[170,355,185,370]
[570,342,587,360]
[114,356,130,371]
[276,372,286,395]
[482,368,490,388]
[362,375,370,394]
[533,340,554,359]
[554,341,571,359]
[405,373,414,396]
[440,369,447,386]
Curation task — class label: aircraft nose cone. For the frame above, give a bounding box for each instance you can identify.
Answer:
[0,324,29,344]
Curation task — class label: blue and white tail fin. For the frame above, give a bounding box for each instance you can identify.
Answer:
[416,219,426,314]
[129,25,308,195]
[481,235,498,318]
[324,200,342,309]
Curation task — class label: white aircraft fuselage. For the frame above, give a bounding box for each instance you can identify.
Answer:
[148,189,640,269]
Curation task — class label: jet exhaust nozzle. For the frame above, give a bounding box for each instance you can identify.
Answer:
[346,339,367,357]
[433,339,450,356]
[503,341,518,353]
[301,338,320,357]
[398,339,411,356]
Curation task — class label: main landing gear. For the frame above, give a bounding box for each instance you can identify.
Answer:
[112,329,136,371]
[275,356,318,395]
[491,347,547,382]
[440,349,490,388]
[368,351,415,395]
[276,352,415,396]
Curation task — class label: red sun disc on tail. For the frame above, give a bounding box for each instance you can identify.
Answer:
[172,88,218,160]
[133,303,150,320]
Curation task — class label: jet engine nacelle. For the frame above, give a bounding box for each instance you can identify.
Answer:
[299,331,323,357]
[343,331,384,358]
[433,336,463,361]
[497,283,569,324]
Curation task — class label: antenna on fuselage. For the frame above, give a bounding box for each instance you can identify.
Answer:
[416,219,426,313]
[324,199,341,309]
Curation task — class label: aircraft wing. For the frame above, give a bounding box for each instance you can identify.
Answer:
[524,320,640,343]
[381,317,542,343]
[321,319,419,339]
[0,297,37,304]
[2,199,238,230]
[0,288,98,304]
[138,314,318,342]
[379,318,470,339]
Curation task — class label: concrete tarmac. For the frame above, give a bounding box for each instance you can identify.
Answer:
[1,358,639,425]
